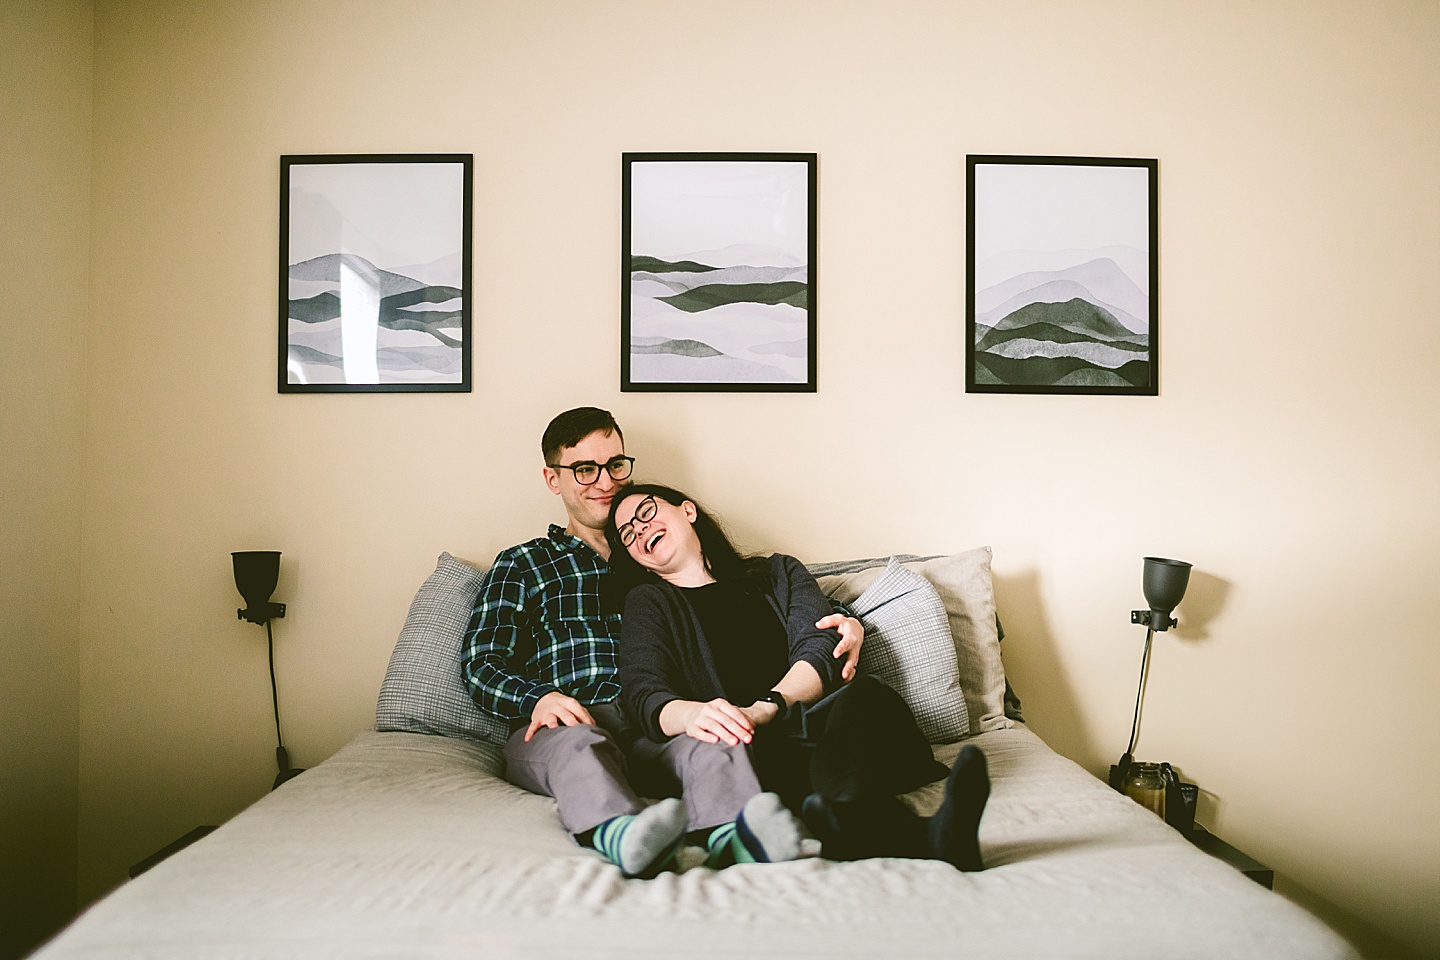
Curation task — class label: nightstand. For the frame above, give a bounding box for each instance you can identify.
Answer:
[1188,825,1274,889]
[129,825,217,878]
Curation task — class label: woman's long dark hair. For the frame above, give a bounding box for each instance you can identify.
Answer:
[602,482,771,610]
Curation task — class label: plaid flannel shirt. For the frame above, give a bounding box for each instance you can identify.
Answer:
[460,525,622,725]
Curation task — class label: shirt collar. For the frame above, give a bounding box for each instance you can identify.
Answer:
[548,523,607,564]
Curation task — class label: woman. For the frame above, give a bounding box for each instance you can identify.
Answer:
[605,483,990,870]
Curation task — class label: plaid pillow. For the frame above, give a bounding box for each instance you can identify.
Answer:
[813,547,1013,736]
[375,553,511,745]
[845,558,971,743]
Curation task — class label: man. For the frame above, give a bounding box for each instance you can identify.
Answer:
[460,407,864,877]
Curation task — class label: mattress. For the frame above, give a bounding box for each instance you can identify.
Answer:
[37,725,1355,959]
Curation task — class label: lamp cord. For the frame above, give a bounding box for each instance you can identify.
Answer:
[266,618,285,753]
[1124,626,1155,760]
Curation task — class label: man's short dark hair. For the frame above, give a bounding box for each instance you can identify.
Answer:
[541,407,623,464]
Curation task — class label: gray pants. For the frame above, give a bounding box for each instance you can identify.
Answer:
[503,702,761,834]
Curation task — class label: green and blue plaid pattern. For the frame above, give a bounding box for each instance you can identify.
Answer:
[460,525,622,722]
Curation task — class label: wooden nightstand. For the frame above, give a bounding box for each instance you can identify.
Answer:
[129,825,217,878]
[1188,825,1274,889]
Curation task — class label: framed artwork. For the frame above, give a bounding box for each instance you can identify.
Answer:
[621,152,817,392]
[966,155,1158,395]
[279,154,472,393]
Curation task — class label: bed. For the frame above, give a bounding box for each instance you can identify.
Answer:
[34,550,1356,959]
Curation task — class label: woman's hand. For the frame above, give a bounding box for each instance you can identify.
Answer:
[680,698,756,746]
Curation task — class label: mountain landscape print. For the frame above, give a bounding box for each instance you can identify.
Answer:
[973,251,1150,388]
[280,156,471,393]
[967,157,1157,395]
[623,155,817,392]
[287,251,463,384]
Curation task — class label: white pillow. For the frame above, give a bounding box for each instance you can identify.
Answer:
[375,552,511,745]
[847,558,970,743]
[815,547,1012,736]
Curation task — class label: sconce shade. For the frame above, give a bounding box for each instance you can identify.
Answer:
[1142,557,1192,632]
[233,551,282,623]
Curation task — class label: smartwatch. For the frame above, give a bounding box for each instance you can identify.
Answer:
[761,690,789,714]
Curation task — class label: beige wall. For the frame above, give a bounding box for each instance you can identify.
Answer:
[74,1,1438,956]
[0,1,91,956]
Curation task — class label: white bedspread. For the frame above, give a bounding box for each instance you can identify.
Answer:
[38,725,1355,959]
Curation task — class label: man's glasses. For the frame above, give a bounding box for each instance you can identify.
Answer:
[549,455,635,486]
[616,496,657,547]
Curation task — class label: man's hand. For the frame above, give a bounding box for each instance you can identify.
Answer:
[740,699,782,729]
[818,613,865,683]
[683,698,755,746]
[524,691,595,742]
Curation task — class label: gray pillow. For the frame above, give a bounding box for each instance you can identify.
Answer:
[846,558,971,744]
[811,554,1019,718]
[375,552,511,745]
[814,546,1013,736]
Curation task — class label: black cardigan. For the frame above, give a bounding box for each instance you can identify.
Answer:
[618,553,844,742]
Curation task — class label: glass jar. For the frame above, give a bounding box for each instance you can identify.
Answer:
[1125,762,1167,818]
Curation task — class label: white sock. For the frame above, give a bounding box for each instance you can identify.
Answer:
[603,798,687,878]
[735,792,803,863]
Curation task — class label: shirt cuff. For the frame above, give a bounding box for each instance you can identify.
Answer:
[516,684,560,719]
[800,651,841,694]
[643,694,678,742]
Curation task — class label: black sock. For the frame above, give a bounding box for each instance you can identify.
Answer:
[803,792,928,861]
[802,793,867,861]
[928,744,990,871]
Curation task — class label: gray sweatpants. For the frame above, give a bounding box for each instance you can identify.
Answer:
[503,702,761,834]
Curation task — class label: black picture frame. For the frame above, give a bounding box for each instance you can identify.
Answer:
[621,152,818,393]
[279,153,472,393]
[966,155,1159,396]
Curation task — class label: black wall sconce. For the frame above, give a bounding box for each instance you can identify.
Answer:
[1110,556,1192,791]
[232,550,303,790]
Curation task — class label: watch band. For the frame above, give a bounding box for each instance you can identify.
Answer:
[762,690,788,712]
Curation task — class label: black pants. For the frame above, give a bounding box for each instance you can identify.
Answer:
[750,675,948,818]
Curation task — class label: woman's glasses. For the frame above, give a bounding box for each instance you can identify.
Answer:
[616,496,658,547]
[548,455,635,486]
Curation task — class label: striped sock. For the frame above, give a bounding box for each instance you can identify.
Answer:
[585,798,688,879]
[703,793,803,867]
[703,821,754,868]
